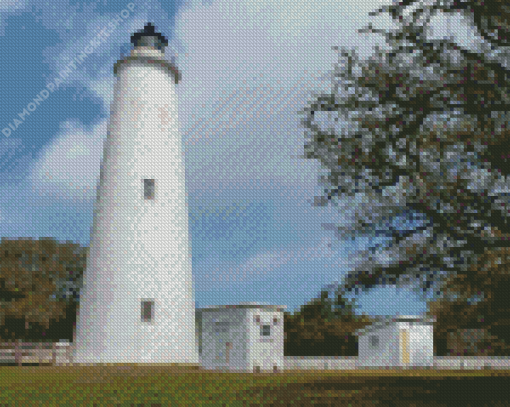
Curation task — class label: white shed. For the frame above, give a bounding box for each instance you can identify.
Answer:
[197,303,286,373]
[355,315,436,369]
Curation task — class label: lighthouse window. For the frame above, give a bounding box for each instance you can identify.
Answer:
[144,179,155,200]
[261,325,271,336]
[141,300,154,322]
[214,321,230,333]
[369,335,379,348]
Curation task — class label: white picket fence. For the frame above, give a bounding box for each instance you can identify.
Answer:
[2,342,510,370]
[0,341,72,365]
[284,356,358,370]
[432,356,510,370]
[283,356,510,371]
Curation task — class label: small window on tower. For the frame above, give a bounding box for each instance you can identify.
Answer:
[261,325,271,336]
[141,300,154,323]
[369,335,379,348]
[144,179,155,200]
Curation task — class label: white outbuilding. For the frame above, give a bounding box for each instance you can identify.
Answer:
[355,315,436,369]
[198,303,286,373]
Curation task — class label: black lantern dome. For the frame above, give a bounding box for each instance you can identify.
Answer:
[131,22,169,51]
[115,22,180,83]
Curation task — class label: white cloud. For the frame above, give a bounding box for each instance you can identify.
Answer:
[199,235,339,284]
[0,0,27,12]
[239,236,337,273]
[28,119,107,202]
[86,76,116,114]
[173,0,397,192]
[0,0,28,36]
[40,11,155,100]
[31,0,398,200]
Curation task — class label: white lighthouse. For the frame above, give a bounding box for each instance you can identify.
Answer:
[73,23,198,365]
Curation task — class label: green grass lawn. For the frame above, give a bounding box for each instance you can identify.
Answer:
[0,365,509,406]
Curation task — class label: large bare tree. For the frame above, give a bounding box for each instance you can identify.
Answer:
[299,0,510,355]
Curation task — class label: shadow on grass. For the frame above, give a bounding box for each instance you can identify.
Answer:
[241,372,510,407]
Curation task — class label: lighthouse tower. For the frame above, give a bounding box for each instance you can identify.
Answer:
[73,23,198,365]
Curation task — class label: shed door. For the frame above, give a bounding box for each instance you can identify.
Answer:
[400,329,410,365]
[226,342,232,365]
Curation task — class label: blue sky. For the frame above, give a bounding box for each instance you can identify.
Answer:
[0,0,485,315]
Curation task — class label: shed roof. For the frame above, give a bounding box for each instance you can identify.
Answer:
[197,302,286,313]
[354,314,436,337]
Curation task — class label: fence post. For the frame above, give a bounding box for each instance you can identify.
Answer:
[66,342,71,365]
[52,342,57,365]
[14,340,21,366]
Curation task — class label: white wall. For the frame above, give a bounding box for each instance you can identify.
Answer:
[407,322,434,367]
[357,320,435,368]
[248,308,284,372]
[358,323,400,368]
[199,308,249,371]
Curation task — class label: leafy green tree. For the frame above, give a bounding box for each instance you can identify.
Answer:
[0,237,86,343]
[427,247,510,356]
[298,0,510,355]
[284,289,375,356]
